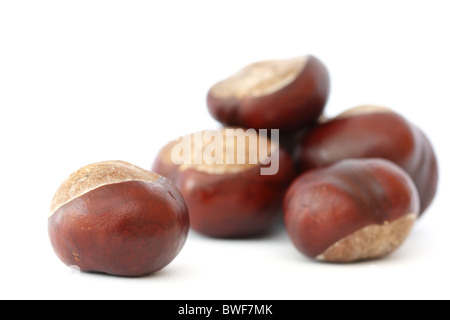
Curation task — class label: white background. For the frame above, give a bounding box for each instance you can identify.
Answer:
[1,0,449,300]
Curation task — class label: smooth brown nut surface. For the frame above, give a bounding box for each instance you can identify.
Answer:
[283,158,420,263]
[207,55,330,131]
[152,129,296,238]
[48,161,189,277]
[298,105,438,215]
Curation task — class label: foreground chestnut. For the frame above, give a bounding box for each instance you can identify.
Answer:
[152,128,296,238]
[207,55,330,131]
[48,161,189,277]
[283,158,420,263]
[298,105,438,215]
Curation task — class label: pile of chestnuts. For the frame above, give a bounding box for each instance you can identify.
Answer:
[49,55,438,276]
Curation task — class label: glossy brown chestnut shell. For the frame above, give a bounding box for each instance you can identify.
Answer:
[48,161,189,277]
[283,158,420,262]
[152,129,296,238]
[207,55,330,131]
[298,106,438,215]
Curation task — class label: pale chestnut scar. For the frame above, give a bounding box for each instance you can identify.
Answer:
[161,129,278,175]
[316,213,417,262]
[210,56,309,99]
[49,160,162,217]
[336,105,395,119]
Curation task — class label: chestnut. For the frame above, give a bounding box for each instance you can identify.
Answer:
[298,105,438,215]
[152,128,296,238]
[207,55,330,131]
[283,158,420,263]
[48,161,189,277]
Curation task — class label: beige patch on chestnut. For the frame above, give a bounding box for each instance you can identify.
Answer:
[210,56,309,99]
[316,213,417,263]
[50,160,161,216]
[162,128,278,175]
[336,105,394,119]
